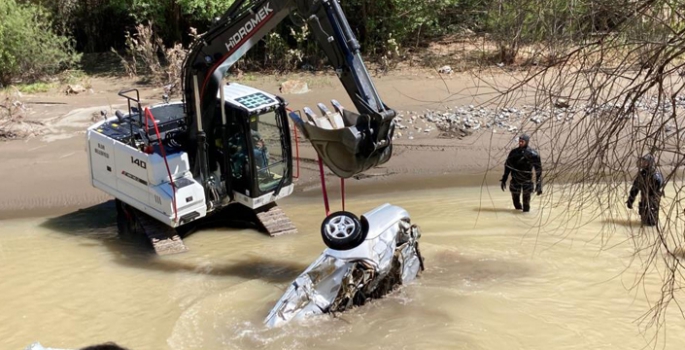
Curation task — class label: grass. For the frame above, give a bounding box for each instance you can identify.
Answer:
[238,73,258,82]
[11,82,56,94]
[59,69,89,85]
[2,69,94,95]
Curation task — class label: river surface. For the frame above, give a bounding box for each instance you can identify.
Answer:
[1,185,684,350]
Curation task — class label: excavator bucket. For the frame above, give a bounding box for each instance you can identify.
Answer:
[289,105,394,179]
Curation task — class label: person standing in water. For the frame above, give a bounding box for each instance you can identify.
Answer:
[626,154,664,226]
[500,134,543,212]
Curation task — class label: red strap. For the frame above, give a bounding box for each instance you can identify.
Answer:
[341,178,345,211]
[317,157,347,215]
[317,157,330,216]
[286,107,300,179]
[144,108,178,223]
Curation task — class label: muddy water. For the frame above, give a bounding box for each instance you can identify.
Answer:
[1,186,684,350]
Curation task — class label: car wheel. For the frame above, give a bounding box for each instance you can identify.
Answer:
[321,211,367,250]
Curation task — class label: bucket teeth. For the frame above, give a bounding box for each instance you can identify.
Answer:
[317,102,332,115]
[303,106,317,122]
[314,101,345,129]
[331,99,344,114]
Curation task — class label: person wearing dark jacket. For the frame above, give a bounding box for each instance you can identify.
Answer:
[626,154,664,226]
[500,134,543,212]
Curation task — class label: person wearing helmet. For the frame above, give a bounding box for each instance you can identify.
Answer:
[500,134,543,212]
[626,154,664,226]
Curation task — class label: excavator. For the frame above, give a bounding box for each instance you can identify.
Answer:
[86,0,397,255]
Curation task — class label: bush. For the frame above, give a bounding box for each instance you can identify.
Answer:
[340,0,485,51]
[0,0,80,86]
[112,22,192,95]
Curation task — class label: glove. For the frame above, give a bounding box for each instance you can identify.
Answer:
[536,183,542,196]
[626,201,633,209]
[500,180,506,192]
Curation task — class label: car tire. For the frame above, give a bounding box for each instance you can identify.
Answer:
[321,211,367,250]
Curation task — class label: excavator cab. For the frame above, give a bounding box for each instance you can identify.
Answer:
[213,83,293,209]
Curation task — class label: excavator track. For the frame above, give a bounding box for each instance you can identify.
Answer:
[137,212,189,255]
[116,199,188,255]
[256,204,298,236]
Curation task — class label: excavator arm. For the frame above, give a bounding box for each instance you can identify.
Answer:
[182,0,396,179]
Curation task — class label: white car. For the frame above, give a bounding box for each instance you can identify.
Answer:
[265,203,424,327]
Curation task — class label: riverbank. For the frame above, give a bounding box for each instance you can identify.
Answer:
[0,70,547,220]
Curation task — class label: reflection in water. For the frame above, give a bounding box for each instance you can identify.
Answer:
[471,207,522,214]
[1,186,684,350]
[601,218,642,228]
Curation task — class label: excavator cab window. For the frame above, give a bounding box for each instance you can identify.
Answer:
[247,106,292,196]
[216,103,292,200]
[219,109,249,195]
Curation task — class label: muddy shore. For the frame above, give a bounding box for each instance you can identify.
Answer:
[0,71,538,220]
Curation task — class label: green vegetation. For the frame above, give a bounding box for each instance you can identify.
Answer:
[0,0,680,88]
[13,82,56,94]
[0,0,80,87]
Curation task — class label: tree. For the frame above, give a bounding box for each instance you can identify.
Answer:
[0,0,80,85]
[483,0,685,340]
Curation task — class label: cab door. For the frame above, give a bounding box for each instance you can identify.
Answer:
[247,105,292,197]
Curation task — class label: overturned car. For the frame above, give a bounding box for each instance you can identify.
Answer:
[265,203,424,327]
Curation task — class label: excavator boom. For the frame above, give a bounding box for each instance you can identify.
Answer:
[182,0,396,179]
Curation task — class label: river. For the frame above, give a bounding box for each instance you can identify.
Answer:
[1,185,683,350]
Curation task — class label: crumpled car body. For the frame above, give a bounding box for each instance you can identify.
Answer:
[265,203,424,327]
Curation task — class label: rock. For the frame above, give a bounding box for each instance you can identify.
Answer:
[279,80,309,94]
[438,65,452,74]
[65,84,86,95]
[554,98,570,108]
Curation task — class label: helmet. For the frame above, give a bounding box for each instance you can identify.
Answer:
[639,154,655,169]
[251,130,262,143]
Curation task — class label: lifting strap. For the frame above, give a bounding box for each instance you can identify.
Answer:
[317,156,345,217]
[144,108,179,223]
